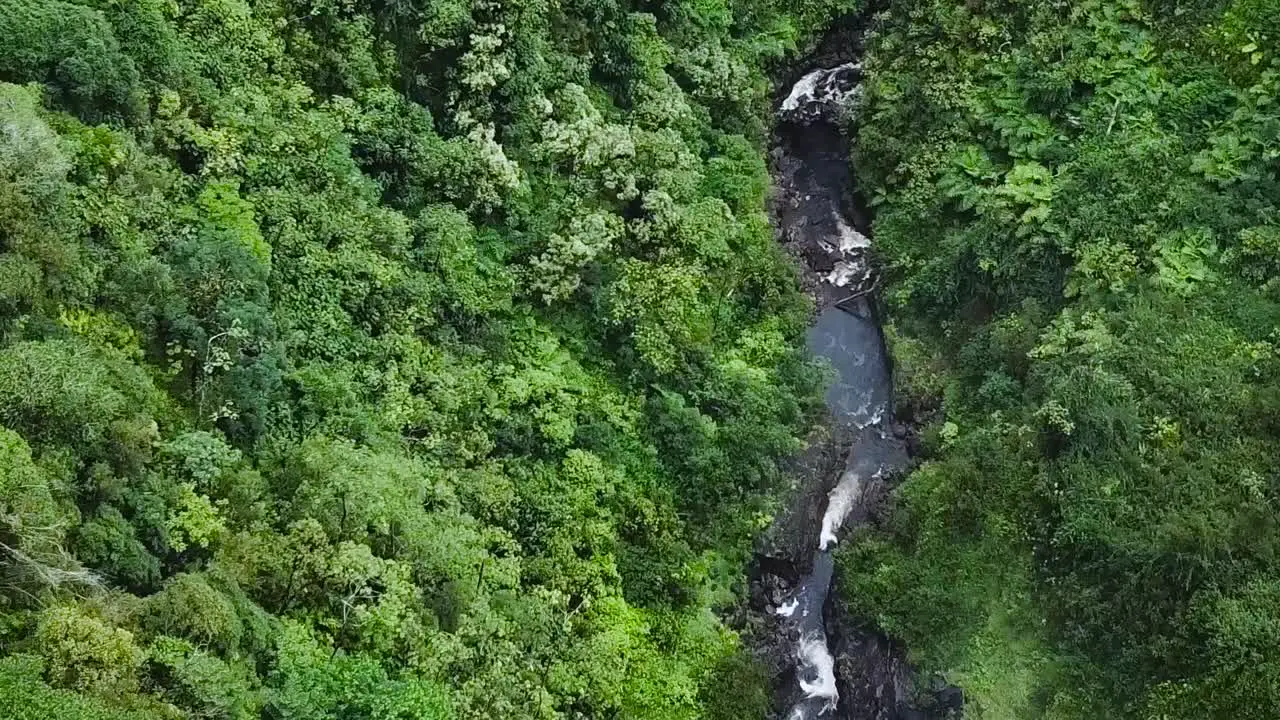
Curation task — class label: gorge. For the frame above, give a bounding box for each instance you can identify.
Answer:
[756,55,958,720]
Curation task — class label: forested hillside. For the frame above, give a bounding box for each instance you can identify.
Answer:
[840,0,1280,717]
[0,0,859,717]
[10,0,1280,717]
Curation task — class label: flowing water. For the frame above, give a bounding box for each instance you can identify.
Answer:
[766,62,912,720]
[778,304,908,720]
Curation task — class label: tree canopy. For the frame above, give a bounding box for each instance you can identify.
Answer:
[7,0,1280,717]
[0,0,851,717]
[838,0,1280,717]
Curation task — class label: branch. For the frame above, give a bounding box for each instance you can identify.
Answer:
[0,542,101,590]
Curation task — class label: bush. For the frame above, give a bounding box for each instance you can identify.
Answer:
[35,605,143,696]
[0,0,144,121]
[142,574,243,653]
[0,655,149,720]
[74,506,162,592]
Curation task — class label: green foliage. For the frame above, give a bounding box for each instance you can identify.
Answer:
[840,0,1280,717]
[35,604,144,697]
[0,0,847,714]
[698,646,774,720]
[74,506,162,592]
[0,0,145,122]
[0,655,150,720]
[0,340,163,463]
[0,82,82,327]
[142,573,243,652]
[148,636,263,720]
[269,621,452,720]
[0,426,76,598]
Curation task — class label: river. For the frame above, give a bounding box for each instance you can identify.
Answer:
[757,60,920,720]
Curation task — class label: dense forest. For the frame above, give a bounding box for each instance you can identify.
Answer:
[0,0,860,717]
[5,0,1280,718]
[839,0,1280,717]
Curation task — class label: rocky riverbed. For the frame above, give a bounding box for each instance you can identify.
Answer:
[746,45,964,720]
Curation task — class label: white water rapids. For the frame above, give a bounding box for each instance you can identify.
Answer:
[780,62,863,120]
[776,597,800,617]
[797,632,840,711]
[818,470,863,551]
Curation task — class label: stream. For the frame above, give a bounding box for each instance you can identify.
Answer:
[755,61,921,720]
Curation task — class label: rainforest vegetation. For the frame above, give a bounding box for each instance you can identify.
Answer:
[839,0,1280,718]
[5,0,1280,718]
[0,0,859,717]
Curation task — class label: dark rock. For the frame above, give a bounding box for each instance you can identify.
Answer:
[755,554,803,585]
[935,687,964,711]
[751,581,771,611]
